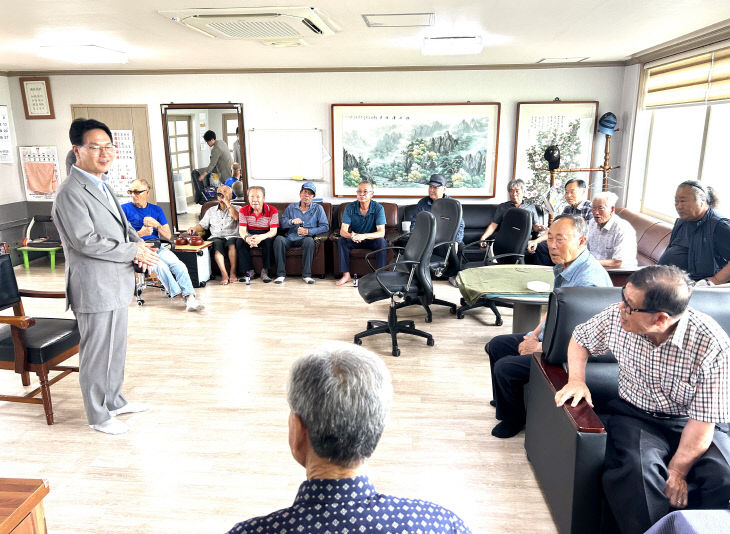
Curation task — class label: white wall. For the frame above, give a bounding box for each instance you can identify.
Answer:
[8,66,629,205]
[0,76,23,205]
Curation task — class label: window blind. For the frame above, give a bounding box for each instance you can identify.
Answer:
[645,46,730,107]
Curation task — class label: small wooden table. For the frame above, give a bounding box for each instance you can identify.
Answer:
[17,246,62,270]
[0,478,49,534]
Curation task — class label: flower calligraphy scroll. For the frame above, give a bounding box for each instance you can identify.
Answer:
[331,103,500,198]
[512,101,597,203]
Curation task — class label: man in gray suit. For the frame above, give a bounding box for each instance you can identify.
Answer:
[198,130,232,188]
[52,118,159,435]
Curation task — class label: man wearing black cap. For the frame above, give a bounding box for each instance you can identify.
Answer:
[273,181,329,284]
[404,174,465,283]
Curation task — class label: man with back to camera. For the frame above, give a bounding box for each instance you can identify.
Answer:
[555,265,730,533]
[530,178,593,265]
[273,181,329,284]
[226,341,471,533]
[52,118,158,435]
[336,181,387,286]
[485,214,612,438]
[198,130,232,188]
[121,178,203,312]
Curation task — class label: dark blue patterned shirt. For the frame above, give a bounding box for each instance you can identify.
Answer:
[226,475,471,533]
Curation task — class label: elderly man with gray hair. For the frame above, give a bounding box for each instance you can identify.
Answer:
[226,341,471,533]
[587,191,638,269]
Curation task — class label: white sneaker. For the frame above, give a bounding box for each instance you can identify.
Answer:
[90,418,129,435]
[274,276,286,284]
[303,277,315,284]
[110,403,150,417]
[185,295,204,312]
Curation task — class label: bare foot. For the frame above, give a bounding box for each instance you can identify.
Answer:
[221,276,230,285]
[228,272,236,283]
[336,273,352,286]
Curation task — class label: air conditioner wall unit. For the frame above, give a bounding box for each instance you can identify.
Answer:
[159,6,338,41]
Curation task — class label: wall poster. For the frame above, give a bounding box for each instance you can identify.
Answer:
[331,102,500,198]
[19,146,61,201]
[106,129,137,198]
[0,105,11,164]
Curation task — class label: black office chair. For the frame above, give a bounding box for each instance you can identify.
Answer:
[0,251,80,424]
[354,211,437,357]
[395,198,463,322]
[455,207,533,323]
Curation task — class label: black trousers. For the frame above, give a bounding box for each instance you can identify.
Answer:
[603,399,730,534]
[485,332,531,425]
[236,230,274,273]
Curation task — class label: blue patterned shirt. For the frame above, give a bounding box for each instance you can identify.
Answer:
[562,200,593,221]
[226,475,471,534]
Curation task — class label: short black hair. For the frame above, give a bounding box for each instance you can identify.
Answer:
[627,265,691,317]
[69,118,113,146]
[565,178,587,190]
[203,130,216,142]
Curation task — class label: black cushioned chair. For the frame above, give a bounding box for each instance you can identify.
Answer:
[397,198,463,321]
[524,286,730,534]
[354,211,437,357]
[455,207,533,323]
[0,252,80,425]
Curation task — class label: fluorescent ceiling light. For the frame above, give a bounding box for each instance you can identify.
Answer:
[537,57,589,63]
[362,13,434,28]
[38,44,128,64]
[422,36,483,56]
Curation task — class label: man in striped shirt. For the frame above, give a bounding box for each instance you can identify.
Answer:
[555,265,730,533]
[236,186,279,284]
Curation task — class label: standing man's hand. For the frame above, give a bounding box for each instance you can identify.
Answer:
[134,242,159,272]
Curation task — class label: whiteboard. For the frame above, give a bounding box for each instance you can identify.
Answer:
[249,129,325,180]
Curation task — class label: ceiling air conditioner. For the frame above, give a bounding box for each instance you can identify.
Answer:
[159,6,338,43]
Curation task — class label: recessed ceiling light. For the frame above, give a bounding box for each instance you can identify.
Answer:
[37,44,128,64]
[422,36,483,56]
[362,13,434,28]
[537,57,589,63]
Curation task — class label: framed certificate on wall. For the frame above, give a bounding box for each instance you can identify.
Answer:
[19,77,55,120]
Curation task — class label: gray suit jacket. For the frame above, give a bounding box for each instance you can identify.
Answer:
[52,167,141,313]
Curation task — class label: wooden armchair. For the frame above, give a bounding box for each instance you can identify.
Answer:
[0,248,79,425]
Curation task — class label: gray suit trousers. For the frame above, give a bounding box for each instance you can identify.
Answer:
[75,307,129,425]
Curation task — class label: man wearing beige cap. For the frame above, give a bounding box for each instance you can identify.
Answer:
[274,181,329,284]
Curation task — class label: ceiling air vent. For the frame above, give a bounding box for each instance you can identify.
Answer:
[160,6,338,41]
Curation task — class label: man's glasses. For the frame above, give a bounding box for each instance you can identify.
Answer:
[127,189,148,195]
[83,144,116,153]
[620,286,666,315]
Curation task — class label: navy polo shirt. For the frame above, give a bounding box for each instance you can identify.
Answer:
[342,200,386,234]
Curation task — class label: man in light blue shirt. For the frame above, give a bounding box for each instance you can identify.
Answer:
[485,214,612,438]
[273,181,329,284]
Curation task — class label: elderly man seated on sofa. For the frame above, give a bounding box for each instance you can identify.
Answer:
[226,341,471,533]
[121,178,203,312]
[587,191,637,268]
[555,265,730,533]
[485,214,611,439]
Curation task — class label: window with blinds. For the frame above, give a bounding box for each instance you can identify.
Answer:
[645,46,730,107]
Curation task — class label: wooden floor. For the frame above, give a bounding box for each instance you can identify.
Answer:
[0,258,557,534]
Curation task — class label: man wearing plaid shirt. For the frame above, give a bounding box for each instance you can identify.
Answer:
[556,265,730,533]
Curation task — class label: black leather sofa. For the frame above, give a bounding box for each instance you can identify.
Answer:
[524,286,730,534]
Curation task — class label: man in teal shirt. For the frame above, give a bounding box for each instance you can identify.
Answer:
[336,181,387,286]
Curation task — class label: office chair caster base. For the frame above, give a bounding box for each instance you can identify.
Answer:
[495,317,503,326]
[427,337,434,346]
[199,281,206,287]
[425,316,432,323]
[392,348,400,357]
[354,338,362,345]
[456,312,464,319]
[137,300,144,306]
